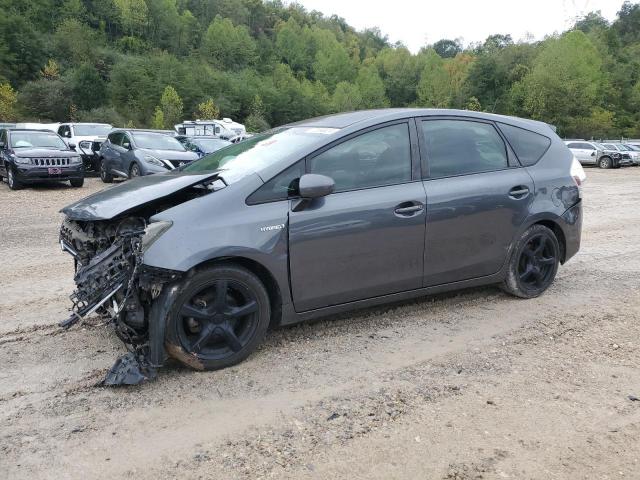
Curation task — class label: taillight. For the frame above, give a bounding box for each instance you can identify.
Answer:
[570,156,586,189]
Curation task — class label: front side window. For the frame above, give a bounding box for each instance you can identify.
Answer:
[108,132,123,145]
[421,119,508,178]
[121,134,131,149]
[247,161,305,204]
[566,143,581,149]
[308,123,412,192]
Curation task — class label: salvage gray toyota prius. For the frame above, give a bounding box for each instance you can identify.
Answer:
[59,109,583,384]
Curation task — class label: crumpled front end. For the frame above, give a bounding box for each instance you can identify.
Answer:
[59,217,181,385]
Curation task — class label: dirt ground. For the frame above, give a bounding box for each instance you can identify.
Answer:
[0,170,639,480]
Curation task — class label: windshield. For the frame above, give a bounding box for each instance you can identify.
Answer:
[73,124,112,136]
[616,144,630,151]
[602,144,617,150]
[10,131,67,149]
[132,133,185,151]
[625,144,640,151]
[182,127,337,180]
[193,138,231,152]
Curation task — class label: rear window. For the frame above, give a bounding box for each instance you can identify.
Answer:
[498,123,551,166]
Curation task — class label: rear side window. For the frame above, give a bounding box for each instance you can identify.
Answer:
[247,161,304,204]
[421,119,508,178]
[498,123,551,166]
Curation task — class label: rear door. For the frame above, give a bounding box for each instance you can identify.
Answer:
[418,117,535,286]
[288,121,427,311]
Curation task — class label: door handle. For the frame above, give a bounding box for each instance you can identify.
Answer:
[508,186,530,199]
[394,203,424,216]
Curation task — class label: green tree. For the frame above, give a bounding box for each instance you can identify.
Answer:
[160,85,183,128]
[201,16,257,70]
[18,78,72,121]
[331,81,362,112]
[513,30,604,134]
[114,0,148,36]
[275,17,313,74]
[432,39,462,58]
[417,50,450,107]
[151,106,165,129]
[356,65,389,108]
[0,83,17,121]
[194,98,220,119]
[0,13,46,85]
[70,64,106,111]
[313,33,356,91]
[245,94,270,132]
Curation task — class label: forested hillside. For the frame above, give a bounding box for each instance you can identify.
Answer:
[1,0,640,137]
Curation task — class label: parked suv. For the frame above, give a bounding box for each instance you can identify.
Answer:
[564,140,629,168]
[60,109,582,384]
[601,143,639,165]
[0,129,84,190]
[58,123,113,171]
[98,129,199,182]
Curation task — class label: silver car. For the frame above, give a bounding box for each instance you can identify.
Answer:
[564,140,628,168]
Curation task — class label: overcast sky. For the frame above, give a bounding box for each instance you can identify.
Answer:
[294,0,624,52]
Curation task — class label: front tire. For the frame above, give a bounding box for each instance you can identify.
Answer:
[598,156,612,169]
[7,167,22,190]
[70,178,84,188]
[100,159,113,183]
[129,162,141,179]
[502,224,560,299]
[165,265,271,371]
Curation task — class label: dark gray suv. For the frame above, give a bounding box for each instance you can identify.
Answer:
[98,129,199,182]
[59,109,582,384]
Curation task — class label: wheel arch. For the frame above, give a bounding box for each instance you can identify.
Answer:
[192,256,283,328]
[530,218,567,264]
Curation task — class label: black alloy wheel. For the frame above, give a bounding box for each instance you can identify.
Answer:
[166,265,270,370]
[502,224,560,298]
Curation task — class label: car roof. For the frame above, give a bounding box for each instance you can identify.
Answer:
[287,108,555,136]
[60,122,112,126]
[113,129,174,134]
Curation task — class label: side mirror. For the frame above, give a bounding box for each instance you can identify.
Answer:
[298,174,335,199]
[68,142,76,150]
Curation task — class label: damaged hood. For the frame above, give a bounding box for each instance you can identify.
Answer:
[61,171,221,221]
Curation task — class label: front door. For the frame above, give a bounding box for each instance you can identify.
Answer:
[418,118,535,286]
[289,122,426,312]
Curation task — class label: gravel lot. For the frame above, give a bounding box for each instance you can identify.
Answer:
[1,170,639,479]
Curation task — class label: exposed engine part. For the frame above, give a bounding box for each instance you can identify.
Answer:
[102,352,156,386]
[60,216,182,386]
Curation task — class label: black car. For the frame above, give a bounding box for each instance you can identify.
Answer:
[176,136,232,157]
[0,129,84,190]
[59,109,582,384]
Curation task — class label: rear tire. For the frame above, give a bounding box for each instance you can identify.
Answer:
[502,224,560,299]
[7,167,22,190]
[165,265,271,371]
[70,178,84,188]
[598,156,612,169]
[100,158,113,183]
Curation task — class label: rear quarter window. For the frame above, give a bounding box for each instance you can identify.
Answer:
[498,123,551,167]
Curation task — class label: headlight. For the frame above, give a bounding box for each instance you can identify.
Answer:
[13,156,30,164]
[143,154,165,167]
[69,155,81,164]
[140,221,172,252]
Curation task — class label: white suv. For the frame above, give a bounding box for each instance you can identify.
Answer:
[57,123,113,171]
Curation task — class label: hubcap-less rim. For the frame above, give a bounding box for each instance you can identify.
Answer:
[176,279,259,360]
[131,165,139,177]
[100,161,107,180]
[517,233,556,291]
[601,158,610,168]
[8,169,14,187]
